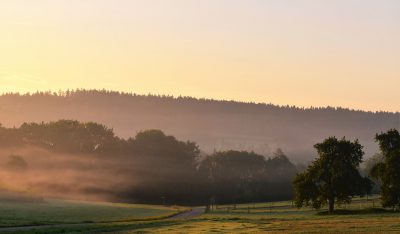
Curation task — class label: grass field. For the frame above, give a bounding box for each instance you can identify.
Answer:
[2,195,400,233]
[0,195,180,228]
[113,196,400,233]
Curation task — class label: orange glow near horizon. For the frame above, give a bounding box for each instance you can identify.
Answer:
[0,0,399,112]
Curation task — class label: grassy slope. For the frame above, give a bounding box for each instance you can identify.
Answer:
[2,196,400,233]
[0,198,179,227]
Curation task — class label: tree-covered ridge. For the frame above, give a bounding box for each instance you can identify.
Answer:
[1,90,399,161]
[0,120,298,205]
[1,89,398,113]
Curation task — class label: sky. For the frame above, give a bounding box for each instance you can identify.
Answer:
[0,0,399,112]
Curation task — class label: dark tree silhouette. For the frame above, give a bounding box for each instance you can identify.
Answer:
[371,129,400,210]
[199,150,297,204]
[19,120,122,154]
[124,129,201,204]
[293,137,372,213]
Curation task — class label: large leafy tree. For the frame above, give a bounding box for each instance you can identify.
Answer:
[371,129,400,210]
[293,137,372,213]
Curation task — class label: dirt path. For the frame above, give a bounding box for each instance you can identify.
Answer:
[0,208,204,233]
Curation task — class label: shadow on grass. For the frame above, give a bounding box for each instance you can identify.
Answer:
[318,208,397,216]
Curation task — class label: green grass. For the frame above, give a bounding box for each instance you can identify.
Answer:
[114,196,400,233]
[120,208,400,232]
[2,195,400,233]
[0,198,179,227]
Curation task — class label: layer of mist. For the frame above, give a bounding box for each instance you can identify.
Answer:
[0,121,298,204]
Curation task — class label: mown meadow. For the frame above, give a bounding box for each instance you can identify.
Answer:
[2,195,400,233]
[0,191,182,233]
[116,196,400,233]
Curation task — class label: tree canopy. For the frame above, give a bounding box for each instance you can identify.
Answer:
[293,137,372,213]
[371,129,400,210]
[199,149,297,204]
[19,120,121,154]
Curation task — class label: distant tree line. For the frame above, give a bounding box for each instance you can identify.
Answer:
[0,120,297,205]
[2,119,399,210]
[1,89,399,162]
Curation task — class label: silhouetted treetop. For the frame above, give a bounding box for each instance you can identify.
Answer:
[293,137,372,213]
[18,120,121,154]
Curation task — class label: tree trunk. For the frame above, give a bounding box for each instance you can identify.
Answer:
[328,199,335,214]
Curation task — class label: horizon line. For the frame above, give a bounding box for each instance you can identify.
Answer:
[1,88,399,114]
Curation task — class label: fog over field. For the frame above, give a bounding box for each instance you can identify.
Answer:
[0,120,297,204]
[1,90,399,162]
[0,146,131,201]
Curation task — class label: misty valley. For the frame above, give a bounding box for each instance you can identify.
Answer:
[0,92,399,233]
[0,120,297,205]
[0,91,399,234]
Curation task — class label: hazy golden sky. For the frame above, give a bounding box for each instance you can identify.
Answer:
[0,0,399,111]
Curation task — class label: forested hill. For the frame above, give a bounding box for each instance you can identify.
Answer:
[0,90,399,162]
